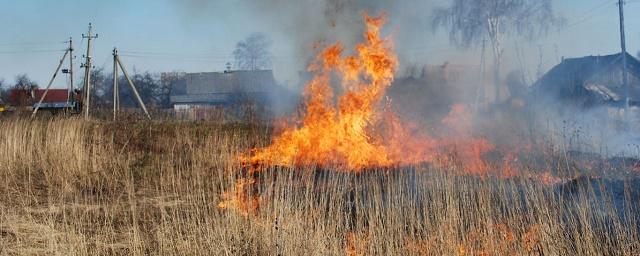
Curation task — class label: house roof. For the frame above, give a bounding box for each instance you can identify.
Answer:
[532,52,640,107]
[33,89,69,103]
[170,70,275,104]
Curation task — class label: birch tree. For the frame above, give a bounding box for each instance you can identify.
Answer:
[432,0,562,103]
[233,33,273,71]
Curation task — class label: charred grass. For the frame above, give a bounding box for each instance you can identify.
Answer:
[0,118,638,255]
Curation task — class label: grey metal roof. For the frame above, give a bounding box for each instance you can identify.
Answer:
[170,70,276,105]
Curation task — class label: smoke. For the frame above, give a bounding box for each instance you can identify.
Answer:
[172,0,440,77]
[526,92,640,158]
[170,0,448,116]
[241,0,451,118]
[171,1,640,162]
[245,0,438,66]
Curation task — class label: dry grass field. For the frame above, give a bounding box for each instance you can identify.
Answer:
[0,117,639,255]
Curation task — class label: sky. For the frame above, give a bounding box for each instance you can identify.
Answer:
[0,0,639,89]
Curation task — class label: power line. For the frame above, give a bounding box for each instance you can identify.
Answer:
[119,50,232,56]
[562,0,615,29]
[0,49,65,55]
[118,52,300,60]
[119,54,234,61]
[0,41,67,46]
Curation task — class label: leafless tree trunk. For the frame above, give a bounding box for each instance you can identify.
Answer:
[432,0,564,105]
[233,33,273,71]
[487,17,503,103]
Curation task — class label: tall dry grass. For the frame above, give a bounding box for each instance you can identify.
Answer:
[0,118,638,255]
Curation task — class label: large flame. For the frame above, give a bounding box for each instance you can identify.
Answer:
[219,13,584,220]
[221,12,494,217]
[246,13,400,170]
[244,13,492,172]
[243,13,495,173]
[245,14,442,170]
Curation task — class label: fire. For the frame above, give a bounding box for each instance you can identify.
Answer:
[220,13,495,216]
[345,232,368,256]
[218,13,567,216]
[437,104,495,174]
[245,13,399,170]
[217,178,260,217]
[244,13,492,172]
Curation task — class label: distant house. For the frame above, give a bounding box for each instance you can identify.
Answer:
[31,89,75,110]
[5,88,77,111]
[169,70,276,119]
[531,52,640,109]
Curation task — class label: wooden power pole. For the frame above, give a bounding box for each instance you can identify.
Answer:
[618,0,629,111]
[113,48,119,120]
[82,23,98,119]
[68,37,74,105]
[112,48,151,120]
[31,48,70,118]
[31,38,75,118]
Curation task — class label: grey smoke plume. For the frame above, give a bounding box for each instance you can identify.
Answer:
[170,1,640,163]
[173,0,440,79]
[246,0,437,65]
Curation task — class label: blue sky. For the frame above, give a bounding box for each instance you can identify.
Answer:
[0,0,638,88]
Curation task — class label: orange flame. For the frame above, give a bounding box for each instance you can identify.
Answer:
[217,178,260,216]
[244,13,400,170]
[242,13,493,172]
[345,232,368,256]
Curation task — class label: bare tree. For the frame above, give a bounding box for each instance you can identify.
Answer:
[233,33,272,70]
[89,68,110,107]
[160,71,185,108]
[432,0,562,103]
[92,68,168,109]
[10,74,39,108]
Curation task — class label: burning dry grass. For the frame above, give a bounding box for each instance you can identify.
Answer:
[0,118,639,255]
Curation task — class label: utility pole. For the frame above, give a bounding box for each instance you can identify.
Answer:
[31,49,70,118]
[68,37,74,105]
[113,48,151,120]
[82,23,98,119]
[113,48,119,120]
[618,0,629,112]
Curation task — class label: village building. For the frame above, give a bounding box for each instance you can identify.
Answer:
[531,52,640,109]
[31,89,76,110]
[5,88,76,112]
[169,70,276,120]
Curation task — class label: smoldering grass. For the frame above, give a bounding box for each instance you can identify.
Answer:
[0,118,638,255]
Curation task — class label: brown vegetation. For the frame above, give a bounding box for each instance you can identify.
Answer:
[0,118,638,255]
